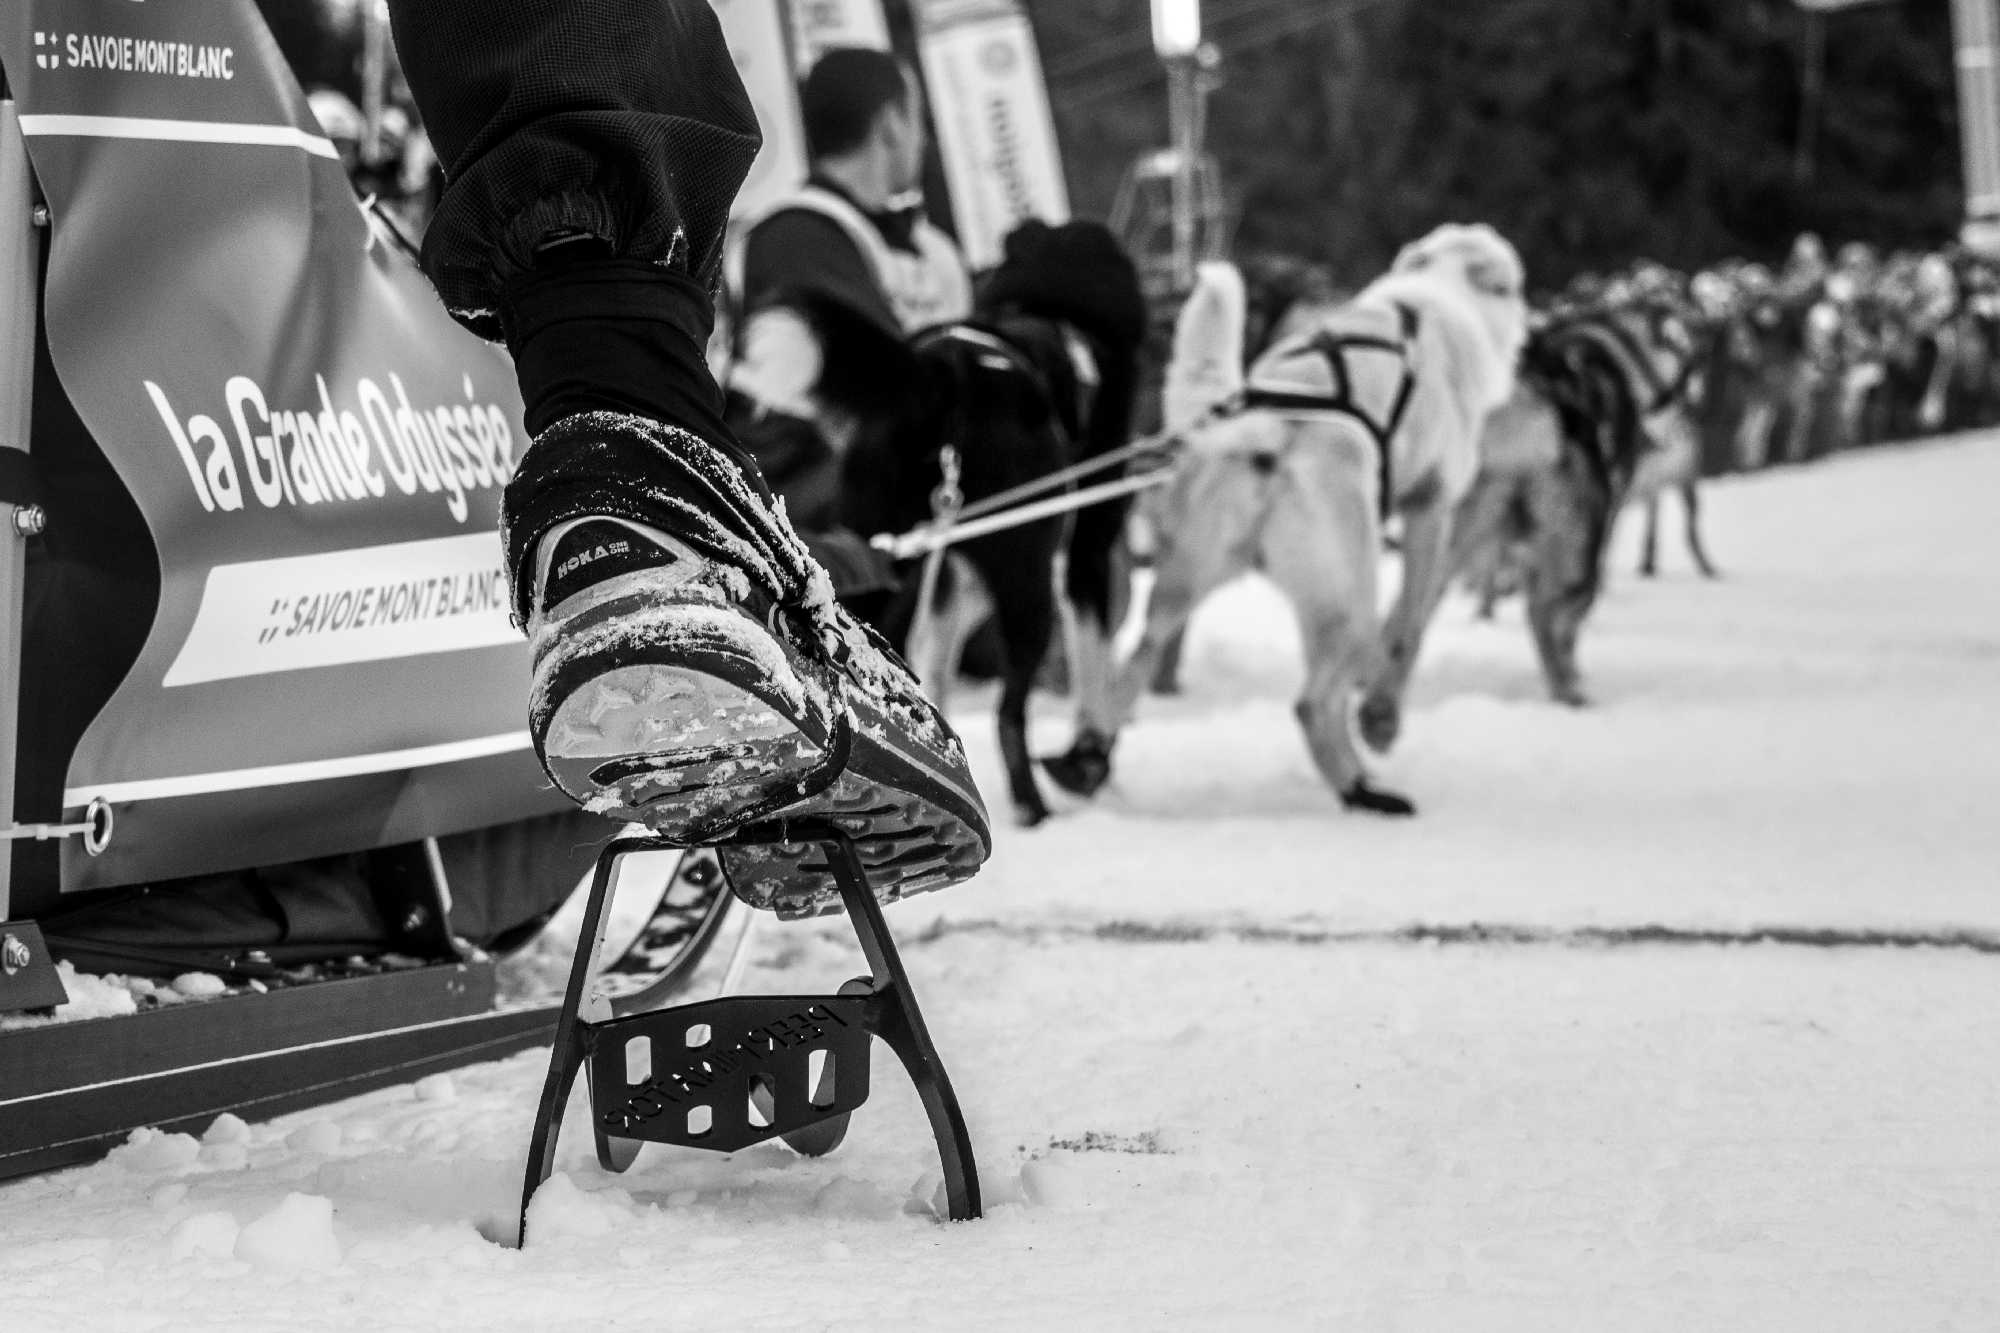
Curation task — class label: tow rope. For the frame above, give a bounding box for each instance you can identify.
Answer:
[871,303,1424,559]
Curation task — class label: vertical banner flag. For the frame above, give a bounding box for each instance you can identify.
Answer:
[709,0,806,220]
[1951,0,2000,230]
[913,0,1070,270]
[789,0,892,73]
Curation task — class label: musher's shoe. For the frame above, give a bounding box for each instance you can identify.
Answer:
[516,413,990,918]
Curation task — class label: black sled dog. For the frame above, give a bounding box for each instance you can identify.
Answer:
[841,221,1148,827]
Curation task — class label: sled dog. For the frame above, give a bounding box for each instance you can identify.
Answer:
[1455,288,1710,705]
[1082,224,1530,813]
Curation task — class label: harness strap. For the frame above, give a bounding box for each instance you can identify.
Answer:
[1241,301,1420,450]
[913,323,1038,377]
[908,318,1113,524]
[1237,301,1420,516]
[1556,308,1695,414]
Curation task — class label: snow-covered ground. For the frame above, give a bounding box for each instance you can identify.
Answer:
[7,435,2000,1331]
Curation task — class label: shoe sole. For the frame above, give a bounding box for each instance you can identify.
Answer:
[543,664,820,828]
[535,609,988,917]
[716,697,990,918]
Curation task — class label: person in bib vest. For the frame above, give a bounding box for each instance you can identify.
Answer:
[383,1,990,917]
[723,48,973,606]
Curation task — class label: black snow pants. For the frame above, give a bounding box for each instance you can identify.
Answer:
[385,0,773,603]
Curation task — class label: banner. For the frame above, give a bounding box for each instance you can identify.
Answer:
[0,0,570,900]
[1953,0,2000,230]
[913,0,1070,270]
[711,0,809,222]
[789,0,892,73]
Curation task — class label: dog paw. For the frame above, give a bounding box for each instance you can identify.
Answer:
[1040,733,1114,798]
[1040,752,1109,797]
[1341,782,1417,817]
[1356,695,1402,752]
[1550,680,1591,708]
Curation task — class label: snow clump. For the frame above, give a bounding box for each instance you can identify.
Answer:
[234,1193,341,1271]
[169,1211,242,1261]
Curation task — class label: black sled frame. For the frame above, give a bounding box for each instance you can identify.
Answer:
[520,822,981,1244]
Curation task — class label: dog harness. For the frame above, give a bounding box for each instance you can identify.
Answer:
[1238,301,1422,450]
[911,319,1100,451]
[1229,301,1421,514]
[1553,303,1699,416]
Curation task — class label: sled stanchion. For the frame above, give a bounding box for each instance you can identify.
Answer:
[516,824,981,1246]
[1,99,44,922]
[518,835,645,1236]
[821,833,980,1222]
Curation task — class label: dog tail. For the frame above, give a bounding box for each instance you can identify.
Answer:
[1164,261,1248,433]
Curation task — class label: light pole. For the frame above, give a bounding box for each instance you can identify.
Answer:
[360,0,390,169]
[1153,0,1202,292]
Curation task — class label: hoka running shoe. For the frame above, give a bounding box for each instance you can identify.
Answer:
[515,413,990,917]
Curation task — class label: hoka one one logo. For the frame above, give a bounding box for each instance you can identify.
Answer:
[557,540,630,581]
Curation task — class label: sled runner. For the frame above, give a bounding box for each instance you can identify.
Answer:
[519,823,981,1245]
[0,837,741,1181]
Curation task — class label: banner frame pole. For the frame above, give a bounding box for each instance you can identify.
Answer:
[1,96,42,920]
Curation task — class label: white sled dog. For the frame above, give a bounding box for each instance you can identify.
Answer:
[1096,224,1529,813]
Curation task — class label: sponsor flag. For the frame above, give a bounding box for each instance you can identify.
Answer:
[912,0,1070,270]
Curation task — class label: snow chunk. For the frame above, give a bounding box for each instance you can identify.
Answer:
[234,1193,341,1272]
[202,1113,251,1145]
[412,1073,458,1104]
[982,1171,1028,1209]
[0,961,139,1028]
[198,1142,249,1172]
[523,1174,628,1244]
[286,1120,344,1157]
[169,1211,241,1261]
[56,965,137,1019]
[171,971,228,999]
[107,1127,202,1175]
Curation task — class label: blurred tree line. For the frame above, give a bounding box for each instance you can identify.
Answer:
[1028,0,1961,291]
[258,0,1962,293]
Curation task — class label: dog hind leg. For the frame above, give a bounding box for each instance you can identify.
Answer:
[1525,464,1602,707]
[1072,443,1267,796]
[1042,592,1119,798]
[1680,480,1719,578]
[992,570,1058,827]
[1637,493,1662,578]
[1360,490,1458,755]
[1262,433,1411,814]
